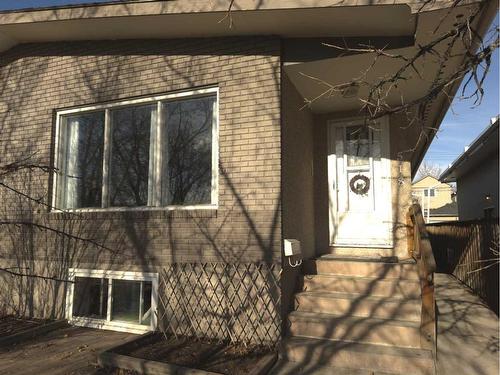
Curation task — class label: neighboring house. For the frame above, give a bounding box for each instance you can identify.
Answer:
[0,1,495,373]
[440,117,499,220]
[428,202,459,223]
[411,175,458,222]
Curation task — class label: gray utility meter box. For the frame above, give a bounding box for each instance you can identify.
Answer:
[283,239,301,257]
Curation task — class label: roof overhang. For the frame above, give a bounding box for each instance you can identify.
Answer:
[281,0,496,176]
[440,119,499,182]
[283,3,488,114]
[0,1,422,53]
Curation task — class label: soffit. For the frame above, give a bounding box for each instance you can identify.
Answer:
[283,3,480,113]
[0,4,416,53]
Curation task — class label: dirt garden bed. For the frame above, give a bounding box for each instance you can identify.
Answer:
[99,333,277,375]
[0,315,67,346]
[0,316,49,337]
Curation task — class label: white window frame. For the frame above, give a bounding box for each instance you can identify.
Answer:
[66,268,159,334]
[52,87,219,212]
[424,188,436,197]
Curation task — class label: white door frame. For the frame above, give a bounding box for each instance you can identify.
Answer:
[327,116,393,248]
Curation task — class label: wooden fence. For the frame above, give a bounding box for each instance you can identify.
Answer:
[407,204,437,353]
[426,218,499,314]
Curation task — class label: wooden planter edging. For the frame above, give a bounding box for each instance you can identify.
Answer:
[99,351,221,375]
[249,352,278,375]
[0,319,67,347]
[98,333,278,375]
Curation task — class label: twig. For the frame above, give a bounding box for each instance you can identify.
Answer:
[0,220,121,256]
[0,267,73,283]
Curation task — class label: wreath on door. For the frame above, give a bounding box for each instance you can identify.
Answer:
[349,174,370,195]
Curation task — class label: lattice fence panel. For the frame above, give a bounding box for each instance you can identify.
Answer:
[156,263,281,347]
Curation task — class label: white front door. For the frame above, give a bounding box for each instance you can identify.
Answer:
[328,118,393,247]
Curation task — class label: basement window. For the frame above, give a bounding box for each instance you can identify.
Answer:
[67,269,158,333]
[73,277,108,319]
[53,87,219,211]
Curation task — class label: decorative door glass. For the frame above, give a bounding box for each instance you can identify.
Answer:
[343,125,380,212]
[346,126,370,167]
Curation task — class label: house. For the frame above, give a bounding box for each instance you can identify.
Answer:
[411,175,458,222]
[440,117,499,220]
[0,1,496,374]
[427,201,459,223]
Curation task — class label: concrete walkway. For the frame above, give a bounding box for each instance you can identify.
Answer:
[0,326,134,375]
[435,273,499,375]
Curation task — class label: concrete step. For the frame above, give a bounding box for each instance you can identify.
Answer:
[270,359,398,375]
[323,247,403,258]
[301,274,421,298]
[317,255,413,263]
[304,258,419,280]
[283,337,435,375]
[288,311,421,348]
[295,291,421,321]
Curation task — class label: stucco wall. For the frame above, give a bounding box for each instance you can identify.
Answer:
[313,118,330,254]
[281,74,315,321]
[457,154,499,220]
[0,37,282,319]
[389,113,419,259]
[281,75,315,258]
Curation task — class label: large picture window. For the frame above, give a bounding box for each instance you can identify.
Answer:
[54,88,218,210]
[67,269,158,333]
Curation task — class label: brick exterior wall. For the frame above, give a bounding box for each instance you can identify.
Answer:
[0,37,282,319]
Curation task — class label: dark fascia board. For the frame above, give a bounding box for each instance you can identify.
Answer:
[282,36,415,64]
[440,118,499,182]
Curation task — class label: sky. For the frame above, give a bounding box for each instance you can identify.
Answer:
[0,1,498,171]
[420,13,499,171]
[0,0,113,10]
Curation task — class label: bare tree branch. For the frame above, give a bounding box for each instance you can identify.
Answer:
[301,3,498,128]
[0,266,73,283]
[218,0,235,28]
[0,220,121,256]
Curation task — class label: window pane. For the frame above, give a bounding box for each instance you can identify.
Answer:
[371,128,381,161]
[346,126,370,167]
[61,112,104,208]
[141,282,152,326]
[109,105,155,207]
[162,96,215,205]
[111,279,141,323]
[73,277,108,319]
